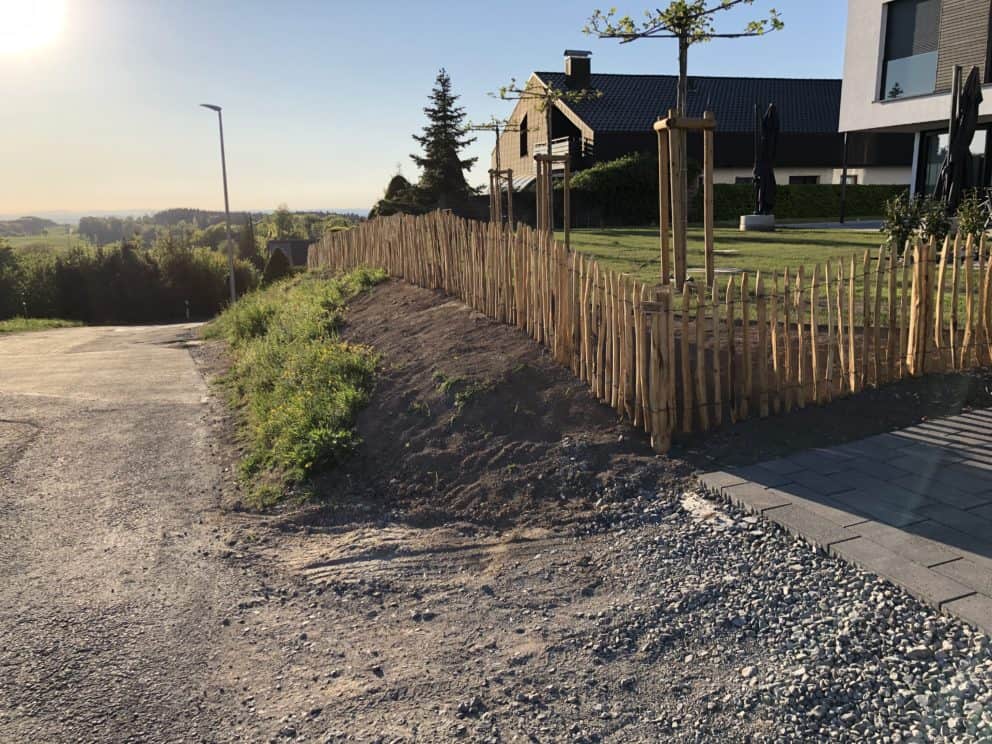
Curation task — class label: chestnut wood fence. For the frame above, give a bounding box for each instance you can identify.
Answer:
[310,210,990,453]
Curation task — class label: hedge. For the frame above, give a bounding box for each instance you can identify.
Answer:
[691,184,909,223]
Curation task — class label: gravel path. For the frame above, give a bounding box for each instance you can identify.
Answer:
[0,322,989,742]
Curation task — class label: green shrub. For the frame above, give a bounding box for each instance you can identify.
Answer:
[881,191,921,254]
[955,190,987,242]
[0,238,259,323]
[262,247,293,285]
[919,196,951,245]
[204,267,387,504]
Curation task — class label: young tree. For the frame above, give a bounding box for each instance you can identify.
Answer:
[238,213,265,270]
[272,203,298,239]
[585,2,783,116]
[411,69,477,205]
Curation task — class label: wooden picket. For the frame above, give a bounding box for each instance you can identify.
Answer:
[309,211,992,454]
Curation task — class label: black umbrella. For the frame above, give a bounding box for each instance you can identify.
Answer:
[934,66,984,213]
[753,103,780,216]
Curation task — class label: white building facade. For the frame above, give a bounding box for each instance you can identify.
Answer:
[839,0,992,195]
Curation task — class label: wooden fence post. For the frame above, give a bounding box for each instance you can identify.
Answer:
[703,111,715,288]
[657,127,671,285]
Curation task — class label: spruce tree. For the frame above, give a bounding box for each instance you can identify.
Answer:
[411,69,477,205]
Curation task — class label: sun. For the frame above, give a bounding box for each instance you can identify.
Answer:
[0,0,65,56]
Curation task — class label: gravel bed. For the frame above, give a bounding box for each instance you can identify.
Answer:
[575,470,992,742]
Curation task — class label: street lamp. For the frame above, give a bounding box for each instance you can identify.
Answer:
[200,103,236,303]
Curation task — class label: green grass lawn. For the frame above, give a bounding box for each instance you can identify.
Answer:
[5,227,87,254]
[0,318,82,334]
[556,226,986,326]
[556,226,885,286]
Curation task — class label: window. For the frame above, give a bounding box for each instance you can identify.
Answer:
[918,128,989,196]
[789,175,820,185]
[734,176,754,185]
[880,0,940,100]
[841,174,859,185]
[519,115,528,157]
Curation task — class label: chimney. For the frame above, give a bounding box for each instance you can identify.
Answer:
[564,50,591,89]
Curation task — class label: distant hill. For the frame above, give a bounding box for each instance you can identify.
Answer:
[0,216,58,237]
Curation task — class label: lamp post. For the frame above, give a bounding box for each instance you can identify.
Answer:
[200,103,236,303]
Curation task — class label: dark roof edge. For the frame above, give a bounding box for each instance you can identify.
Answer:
[534,71,842,84]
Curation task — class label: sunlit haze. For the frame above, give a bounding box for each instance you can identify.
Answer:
[0,0,65,56]
[0,0,848,217]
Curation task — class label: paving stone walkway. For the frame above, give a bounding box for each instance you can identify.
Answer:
[699,408,992,635]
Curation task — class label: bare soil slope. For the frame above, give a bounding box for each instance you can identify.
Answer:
[291,279,687,529]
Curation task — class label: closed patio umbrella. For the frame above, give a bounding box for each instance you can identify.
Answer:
[934,66,983,213]
[753,103,780,216]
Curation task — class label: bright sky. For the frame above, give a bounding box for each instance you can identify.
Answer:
[0,0,849,217]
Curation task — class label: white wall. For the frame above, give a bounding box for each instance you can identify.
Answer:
[840,0,992,133]
[713,166,911,185]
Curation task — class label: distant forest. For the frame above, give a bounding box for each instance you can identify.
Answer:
[0,216,58,237]
[76,206,363,248]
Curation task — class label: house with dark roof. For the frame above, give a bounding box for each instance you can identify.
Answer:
[495,51,915,187]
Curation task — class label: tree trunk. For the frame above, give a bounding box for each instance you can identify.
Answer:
[677,37,688,116]
[675,36,689,286]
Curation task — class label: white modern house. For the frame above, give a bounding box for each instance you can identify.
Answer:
[840,0,992,196]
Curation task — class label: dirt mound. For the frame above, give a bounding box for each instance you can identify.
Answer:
[292,279,686,529]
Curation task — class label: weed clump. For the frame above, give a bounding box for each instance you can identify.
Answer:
[204,267,387,505]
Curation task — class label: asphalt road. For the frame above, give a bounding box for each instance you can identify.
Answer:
[0,324,242,742]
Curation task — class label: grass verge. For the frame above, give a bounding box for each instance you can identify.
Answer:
[204,267,387,505]
[0,317,82,334]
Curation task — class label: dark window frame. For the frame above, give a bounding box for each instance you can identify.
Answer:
[519,115,528,157]
[915,126,992,196]
[879,0,941,101]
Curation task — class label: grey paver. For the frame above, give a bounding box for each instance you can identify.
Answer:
[830,538,975,608]
[697,470,748,495]
[916,503,992,544]
[722,482,794,513]
[753,457,806,476]
[728,464,795,489]
[762,504,859,550]
[780,488,871,528]
[787,469,855,497]
[969,503,992,520]
[830,469,922,503]
[785,449,852,475]
[932,558,992,596]
[890,474,992,510]
[827,488,927,528]
[887,454,959,480]
[951,417,992,435]
[930,464,992,493]
[843,458,912,482]
[904,521,992,565]
[866,432,917,449]
[850,520,964,568]
[941,594,992,635]
[705,406,992,633]
[891,429,960,449]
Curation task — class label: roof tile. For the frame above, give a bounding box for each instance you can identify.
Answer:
[535,72,842,134]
